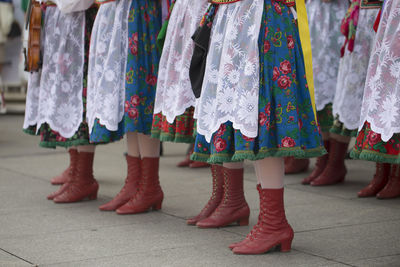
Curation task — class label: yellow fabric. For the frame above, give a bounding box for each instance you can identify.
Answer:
[295,0,318,122]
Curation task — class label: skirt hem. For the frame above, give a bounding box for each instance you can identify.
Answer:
[151,131,195,144]
[350,149,400,164]
[191,147,327,164]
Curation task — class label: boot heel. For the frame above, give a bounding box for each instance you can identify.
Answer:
[238,217,249,226]
[153,201,162,211]
[280,239,292,252]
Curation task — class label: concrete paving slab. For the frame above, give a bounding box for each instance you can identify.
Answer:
[294,220,400,264]
[40,245,348,267]
[0,219,239,266]
[0,250,34,267]
[286,197,400,232]
[349,254,400,267]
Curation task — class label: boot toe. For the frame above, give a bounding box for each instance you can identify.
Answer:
[357,188,376,198]
[177,159,192,167]
[186,218,198,225]
[232,244,260,255]
[115,204,135,214]
[196,218,217,228]
[301,175,316,185]
[229,240,248,250]
[99,196,131,211]
[99,202,123,211]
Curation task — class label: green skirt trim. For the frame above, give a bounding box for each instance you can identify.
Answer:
[151,130,195,144]
[329,116,358,137]
[191,146,327,164]
[39,139,90,149]
[350,149,400,165]
[23,128,37,136]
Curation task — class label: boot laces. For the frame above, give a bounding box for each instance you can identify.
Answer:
[199,173,220,213]
[213,171,229,214]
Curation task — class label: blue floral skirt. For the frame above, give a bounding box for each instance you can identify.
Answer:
[90,0,162,143]
[191,1,325,163]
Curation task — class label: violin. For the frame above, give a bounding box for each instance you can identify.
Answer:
[24,0,42,72]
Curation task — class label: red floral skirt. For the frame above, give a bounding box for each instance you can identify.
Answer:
[151,107,195,143]
[351,122,400,164]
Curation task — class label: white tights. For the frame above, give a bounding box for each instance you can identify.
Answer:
[253,157,284,189]
[127,132,160,158]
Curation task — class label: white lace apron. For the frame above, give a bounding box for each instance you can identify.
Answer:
[307,0,348,111]
[87,0,130,133]
[154,0,209,123]
[332,8,378,130]
[36,6,86,138]
[23,71,41,129]
[194,0,263,142]
[358,0,400,142]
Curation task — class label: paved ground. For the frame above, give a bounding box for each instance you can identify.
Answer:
[0,114,400,267]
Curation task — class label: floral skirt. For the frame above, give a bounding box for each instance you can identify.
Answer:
[23,7,98,149]
[191,2,325,164]
[351,122,400,164]
[151,108,196,143]
[89,0,162,143]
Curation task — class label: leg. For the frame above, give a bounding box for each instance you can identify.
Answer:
[310,133,349,186]
[53,145,98,203]
[50,147,79,186]
[196,161,250,228]
[358,163,390,198]
[232,157,294,255]
[377,164,400,199]
[302,132,331,185]
[137,133,160,157]
[126,132,140,157]
[187,164,224,225]
[256,158,284,189]
[99,133,141,211]
[116,134,164,214]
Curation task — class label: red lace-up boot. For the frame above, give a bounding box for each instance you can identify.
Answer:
[187,165,224,225]
[46,150,83,200]
[229,184,262,250]
[233,188,294,255]
[47,183,69,200]
[196,167,250,228]
[99,155,141,211]
[302,140,330,185]
[377,164,400,199]
[284,157,309,174]
[53,152,98,203]
[51,148,78,185]
[311,139,348,186]
[358,163,390,197]
[116,157,164,214]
